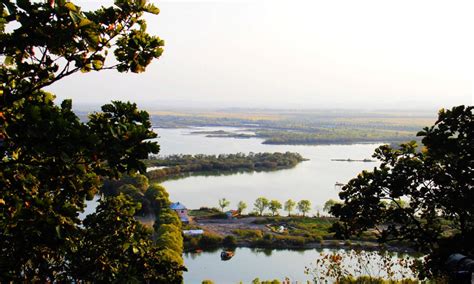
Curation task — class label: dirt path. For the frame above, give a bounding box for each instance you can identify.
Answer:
[194,217,270,236]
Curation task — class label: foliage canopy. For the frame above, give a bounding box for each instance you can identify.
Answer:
[331,105,473,277]
[297,200,311,217]
[254,197,270,216]
[0,0,183,282]
[284,199,296,216]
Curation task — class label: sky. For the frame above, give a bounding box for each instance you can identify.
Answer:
[49,0,474,111]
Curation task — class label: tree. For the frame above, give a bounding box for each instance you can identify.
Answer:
[0,0,183,281]
[323,199,341,216]
[69,194,184,283]
[237,201,247,215]
[284,199,296,216]
[331,106,473,277]
[145,183,171,216]
[218,198,230,212]
[297,200,312,217]
[254,197,269,216]
[269,200,282,216]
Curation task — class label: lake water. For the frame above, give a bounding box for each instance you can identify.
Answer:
[155,127,381,213]
[183,247,416,283]
[82,127,398,283]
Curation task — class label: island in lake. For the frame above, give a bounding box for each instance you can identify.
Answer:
[189,130,255,139]
[331,158,376,162]
[145,152,307,181]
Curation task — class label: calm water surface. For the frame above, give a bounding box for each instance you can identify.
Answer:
[183,247,415,283]
[83,127,395,283]
[154,127,381,212]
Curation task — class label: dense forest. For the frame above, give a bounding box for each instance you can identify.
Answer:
[145,152,306,181]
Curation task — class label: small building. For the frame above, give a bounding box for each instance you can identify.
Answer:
[170,202,190,223]
[225,210,239,219]
[183,230,204,236]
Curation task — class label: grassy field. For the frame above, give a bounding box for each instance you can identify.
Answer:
[149,109,436,145]
[183,211,386,251]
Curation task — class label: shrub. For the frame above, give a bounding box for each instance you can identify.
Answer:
[251,279,282,284]
[313,235,323,243]
[198,233,223,248]
[233,229,264,239]
[263,234,274,241]
[209,212,228,219]
[339,276,419,284]
[185,237,200,250]
[278,235,305,246]
[305,250,418,283]
[223,235,237,247]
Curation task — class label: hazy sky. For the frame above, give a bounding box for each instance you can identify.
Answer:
[49,0,473,110]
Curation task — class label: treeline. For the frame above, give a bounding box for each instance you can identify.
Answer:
[151,111,433,133]
[256,129,417,145]
[145,152,306,181]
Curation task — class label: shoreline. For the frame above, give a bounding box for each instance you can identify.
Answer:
[184,240,415,254]
[183,214,415,254]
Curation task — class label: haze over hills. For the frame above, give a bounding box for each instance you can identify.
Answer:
[82,107,440,146]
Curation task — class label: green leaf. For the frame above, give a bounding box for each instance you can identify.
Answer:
[122,242,130,252]
[80,63,91,73]
[0,18,6,34]
[4,56,15,66]
[64,2,78,12]
[4,56,14,66]
[79,18,93,28]
[44,92,56,103]
[69,11,81,25]
[56,225,62,239]
[85,31,100,47]
[92,59,104,70]
[144,4,160,15]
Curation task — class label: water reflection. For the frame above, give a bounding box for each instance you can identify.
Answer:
[152,166,297,183]
[249,247,273,257]
[183,247,418,283]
